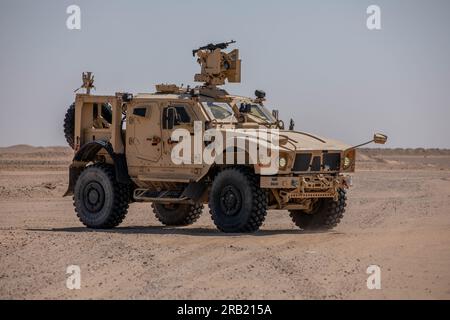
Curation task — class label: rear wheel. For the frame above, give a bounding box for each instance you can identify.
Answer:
[152,203,203,226]
[289,189,347,230]
[209,167,268,233]
[74,163,130,228]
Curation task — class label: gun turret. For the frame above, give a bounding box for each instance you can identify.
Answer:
[192,40,236,57]
[193,40,241,86]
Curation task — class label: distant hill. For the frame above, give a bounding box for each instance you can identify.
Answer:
[1,145,449,171]
[1,145,449,155]
[359,148,450,156]
[0,145,72,154]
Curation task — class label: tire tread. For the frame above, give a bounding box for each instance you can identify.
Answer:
[73,163,130,229]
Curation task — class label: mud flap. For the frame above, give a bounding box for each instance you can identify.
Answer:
[112,153,131,185]
[182,181,207,202]
[64,141,132,197]
[63,165,84,197]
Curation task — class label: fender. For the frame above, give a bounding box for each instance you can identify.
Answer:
[63,140,131,197]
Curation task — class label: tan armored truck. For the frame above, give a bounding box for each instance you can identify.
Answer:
[63,41,387,233]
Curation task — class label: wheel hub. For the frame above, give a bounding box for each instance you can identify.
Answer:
[220,185,242,216]
[83,181,105,213]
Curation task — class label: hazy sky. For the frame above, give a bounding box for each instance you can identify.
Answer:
[0,0,449,148]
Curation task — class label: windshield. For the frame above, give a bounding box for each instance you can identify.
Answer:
[238,102,276,123]
[201,100,277,124]
[202,102,236,121]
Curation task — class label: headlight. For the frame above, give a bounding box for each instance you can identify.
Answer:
[279,156,287,168]
[342,149,355,170]
[343,156,351,169]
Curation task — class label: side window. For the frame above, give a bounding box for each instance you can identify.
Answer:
[162,105,192,129]
[174,106,191,124]
[133,107,147,117]
[133,105,152,118]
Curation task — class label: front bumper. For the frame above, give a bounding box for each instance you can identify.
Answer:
[260,174,351,200]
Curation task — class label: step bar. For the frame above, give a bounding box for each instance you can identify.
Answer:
[133,189,192,203]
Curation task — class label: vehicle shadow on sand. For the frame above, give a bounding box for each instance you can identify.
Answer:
[27,226,342,237]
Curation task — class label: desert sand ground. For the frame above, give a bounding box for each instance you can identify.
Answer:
[0,145,449,299]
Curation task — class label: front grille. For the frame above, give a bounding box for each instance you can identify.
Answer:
[323,152,341,171]
[310,156,321,171]
[293,152,341,172]
[292,153,312,171]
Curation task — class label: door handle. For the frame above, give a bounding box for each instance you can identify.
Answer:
[167,137,179,145]
[146,136,161,146]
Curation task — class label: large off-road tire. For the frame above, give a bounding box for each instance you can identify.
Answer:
[73,163,130,229]
[209,167,268,233]
[151,203,204,226]
[63,103,76,149]
[63,103,112,149]
[289,189,347,230]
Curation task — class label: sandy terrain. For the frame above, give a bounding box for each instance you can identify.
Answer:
[0,145,449,299]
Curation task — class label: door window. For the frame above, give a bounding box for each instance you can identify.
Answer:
[162,105,192,129]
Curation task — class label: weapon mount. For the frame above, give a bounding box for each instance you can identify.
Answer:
[193,40,241,87]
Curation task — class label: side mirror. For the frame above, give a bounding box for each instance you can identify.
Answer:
[373,133,388,144]
[346,132,388,151]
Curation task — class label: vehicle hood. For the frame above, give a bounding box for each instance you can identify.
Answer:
[216,128,351,152]
[279,130,351,152]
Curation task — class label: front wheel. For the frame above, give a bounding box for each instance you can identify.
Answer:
[209,167,268,233]
[289,189,347,230]
[73,163,130,228]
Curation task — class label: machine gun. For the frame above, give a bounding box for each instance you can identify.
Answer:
[192,40,236,57]
[193,40,241,86]
[74,72,95,94]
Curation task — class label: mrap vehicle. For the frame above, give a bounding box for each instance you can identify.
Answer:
[63,41,387,233]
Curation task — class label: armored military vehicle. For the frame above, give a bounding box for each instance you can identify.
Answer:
[63,41,387,233]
